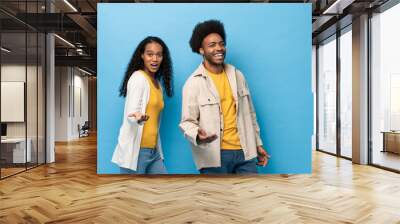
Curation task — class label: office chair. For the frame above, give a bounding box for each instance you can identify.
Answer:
[79,121,90,138]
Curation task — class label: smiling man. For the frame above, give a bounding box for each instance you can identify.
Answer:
[179,20,270,174]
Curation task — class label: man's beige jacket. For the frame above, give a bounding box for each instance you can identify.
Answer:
[179,63,263,170]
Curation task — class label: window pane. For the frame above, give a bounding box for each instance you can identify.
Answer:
[27,31,38,169]
[318,36,337,154]
[371,3,400,171]
[340,28,352,158]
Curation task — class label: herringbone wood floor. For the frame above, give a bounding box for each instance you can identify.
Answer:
[1,135,400,224]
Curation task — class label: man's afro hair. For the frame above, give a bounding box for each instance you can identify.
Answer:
[189,20,226,54]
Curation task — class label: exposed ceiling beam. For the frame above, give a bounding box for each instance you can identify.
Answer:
[55,55,96,71]
[312,15,335,33]
[67,13,97,46]
[50,0,96,47]
[86,0,97,11]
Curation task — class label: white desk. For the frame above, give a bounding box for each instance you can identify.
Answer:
[1,138,31,163]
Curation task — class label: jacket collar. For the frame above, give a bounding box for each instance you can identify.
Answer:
[193,62,235,78]
[192,62,239,102]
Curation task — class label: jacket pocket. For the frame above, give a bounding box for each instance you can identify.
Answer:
[197,96,220,134]
[198,96,219,106]
[237,88,252,118]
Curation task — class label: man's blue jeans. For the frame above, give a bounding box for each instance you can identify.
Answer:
[199,149,258,174]
[133,148,167,174]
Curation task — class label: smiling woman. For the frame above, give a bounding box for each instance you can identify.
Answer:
[111,36,174,174]
[141,42,164,76]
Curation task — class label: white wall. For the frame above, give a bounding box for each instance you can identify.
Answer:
[1,65,27,142]
[55,66,69,141]
[1,65,41,137]
[54,66,89,141]
[71,71,89,139]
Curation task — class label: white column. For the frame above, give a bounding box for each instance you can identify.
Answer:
[45,1,55,163]
[352,14,369,164]
[46,33,55,163]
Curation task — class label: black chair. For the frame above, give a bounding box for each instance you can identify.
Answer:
[79,121,90,138]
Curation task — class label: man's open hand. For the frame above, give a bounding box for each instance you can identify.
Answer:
[196,128,217,144]
[256,146,270,167]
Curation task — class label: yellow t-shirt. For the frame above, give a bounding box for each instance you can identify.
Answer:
[140,70,164,149]
[207,69,242,150]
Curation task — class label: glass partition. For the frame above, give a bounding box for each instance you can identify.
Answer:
[317,35,337,155]
[1,30,28,177]
[0,1,46,179]
[371,3,400,171]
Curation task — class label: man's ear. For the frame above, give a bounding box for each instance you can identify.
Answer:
[199,48,204,56]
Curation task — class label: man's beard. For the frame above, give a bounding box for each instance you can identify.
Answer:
[204,53,225,66]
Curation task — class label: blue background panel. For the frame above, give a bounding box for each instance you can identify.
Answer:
[98,3,312,174]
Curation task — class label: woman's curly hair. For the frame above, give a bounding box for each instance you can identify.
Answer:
[119,36,173,97]
[189,20,226,54]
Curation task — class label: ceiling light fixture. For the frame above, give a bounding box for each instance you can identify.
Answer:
[54,34,75,48]
[323,0,355,15]
[63,0,78,12]
[78,67,93,76]
[1,47,11,53]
